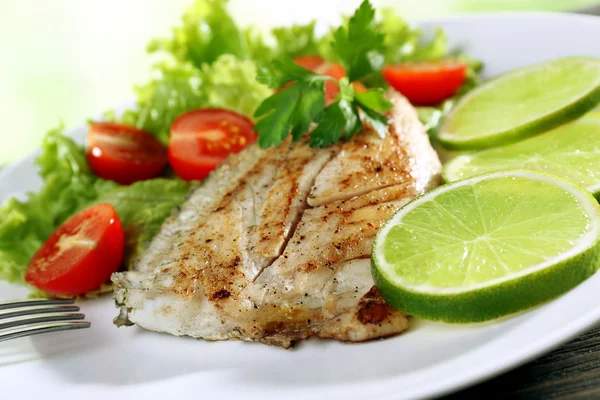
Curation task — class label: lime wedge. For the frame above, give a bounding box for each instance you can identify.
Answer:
[372,170,600,322]
[443,115,600,197]
[439,57,600,150]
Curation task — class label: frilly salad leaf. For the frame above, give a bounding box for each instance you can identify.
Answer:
[95,178,190,265]
[114,55,272,143]
[0,126,190,292]
[147,0,248,67]
[378,9,447,64]
[269,21,331,60]
[0,126,111,285]
[148,0,329,65]
[112,0,331,142]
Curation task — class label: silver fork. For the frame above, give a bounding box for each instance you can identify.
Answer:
[0,299,90,342]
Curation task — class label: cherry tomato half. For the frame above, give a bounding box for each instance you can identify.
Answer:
[25,203,125,296]
[87,122,168,185]
[168,108,257,181]
[382,61,468,106]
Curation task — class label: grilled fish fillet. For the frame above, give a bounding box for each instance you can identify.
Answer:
[112,91,442,348]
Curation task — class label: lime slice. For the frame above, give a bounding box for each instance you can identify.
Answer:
[372,170,600,322]
[443,115,600,197]
[439,57,600,150]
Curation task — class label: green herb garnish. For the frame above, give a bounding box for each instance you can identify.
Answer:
[254,0,393,149]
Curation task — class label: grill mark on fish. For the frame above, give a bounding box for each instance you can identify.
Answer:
[262,184,415,277]
[177,145,287,299]
[252,145,340,282]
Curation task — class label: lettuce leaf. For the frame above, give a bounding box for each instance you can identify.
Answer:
[0,126,190,290]
[94,178,190,265]
[126,0,323,142]
[148,0,329,66]
[270,21,330,60]
[0,126,112,284]
[114,55,272,141]
[379,9,447,64]
[245,21,332,62]
[147,0,248,68]
[116,62,205,143]
[197,55,273,117]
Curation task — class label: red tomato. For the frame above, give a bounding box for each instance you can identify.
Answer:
[168,108,257,181]
[293,56,347,104]
[382,61,468,106]
[87,122,168,185]
[25,203,125,296]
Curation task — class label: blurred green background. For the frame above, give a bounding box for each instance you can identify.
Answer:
[1,0,598,165]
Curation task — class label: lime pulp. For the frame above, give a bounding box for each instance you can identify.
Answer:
[372,170,600,322]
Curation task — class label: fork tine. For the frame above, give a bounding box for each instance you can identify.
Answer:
[0,305,80,320]
[0,313,85,330]
[0,298,74,310]
[0,321,91,342]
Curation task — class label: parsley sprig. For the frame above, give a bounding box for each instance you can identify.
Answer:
[254,0,393,148]
[332,0,385,81]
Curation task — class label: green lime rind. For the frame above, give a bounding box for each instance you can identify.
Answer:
[442,115,600,198]
[438,57,600,151]
[372,170,600,323]
[373,244,600,323]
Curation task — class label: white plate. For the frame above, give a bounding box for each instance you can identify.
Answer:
[2,12,600,400]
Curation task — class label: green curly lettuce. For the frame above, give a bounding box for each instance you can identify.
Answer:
[123,0,326,143]
[378,9,447,64]
[269,21,330,60]
[0,126,190,290]
[0,126,109,283]
[147,0,248,68]
[113,55,272,142]
[95,178,190,264]
[147,0,329,66]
